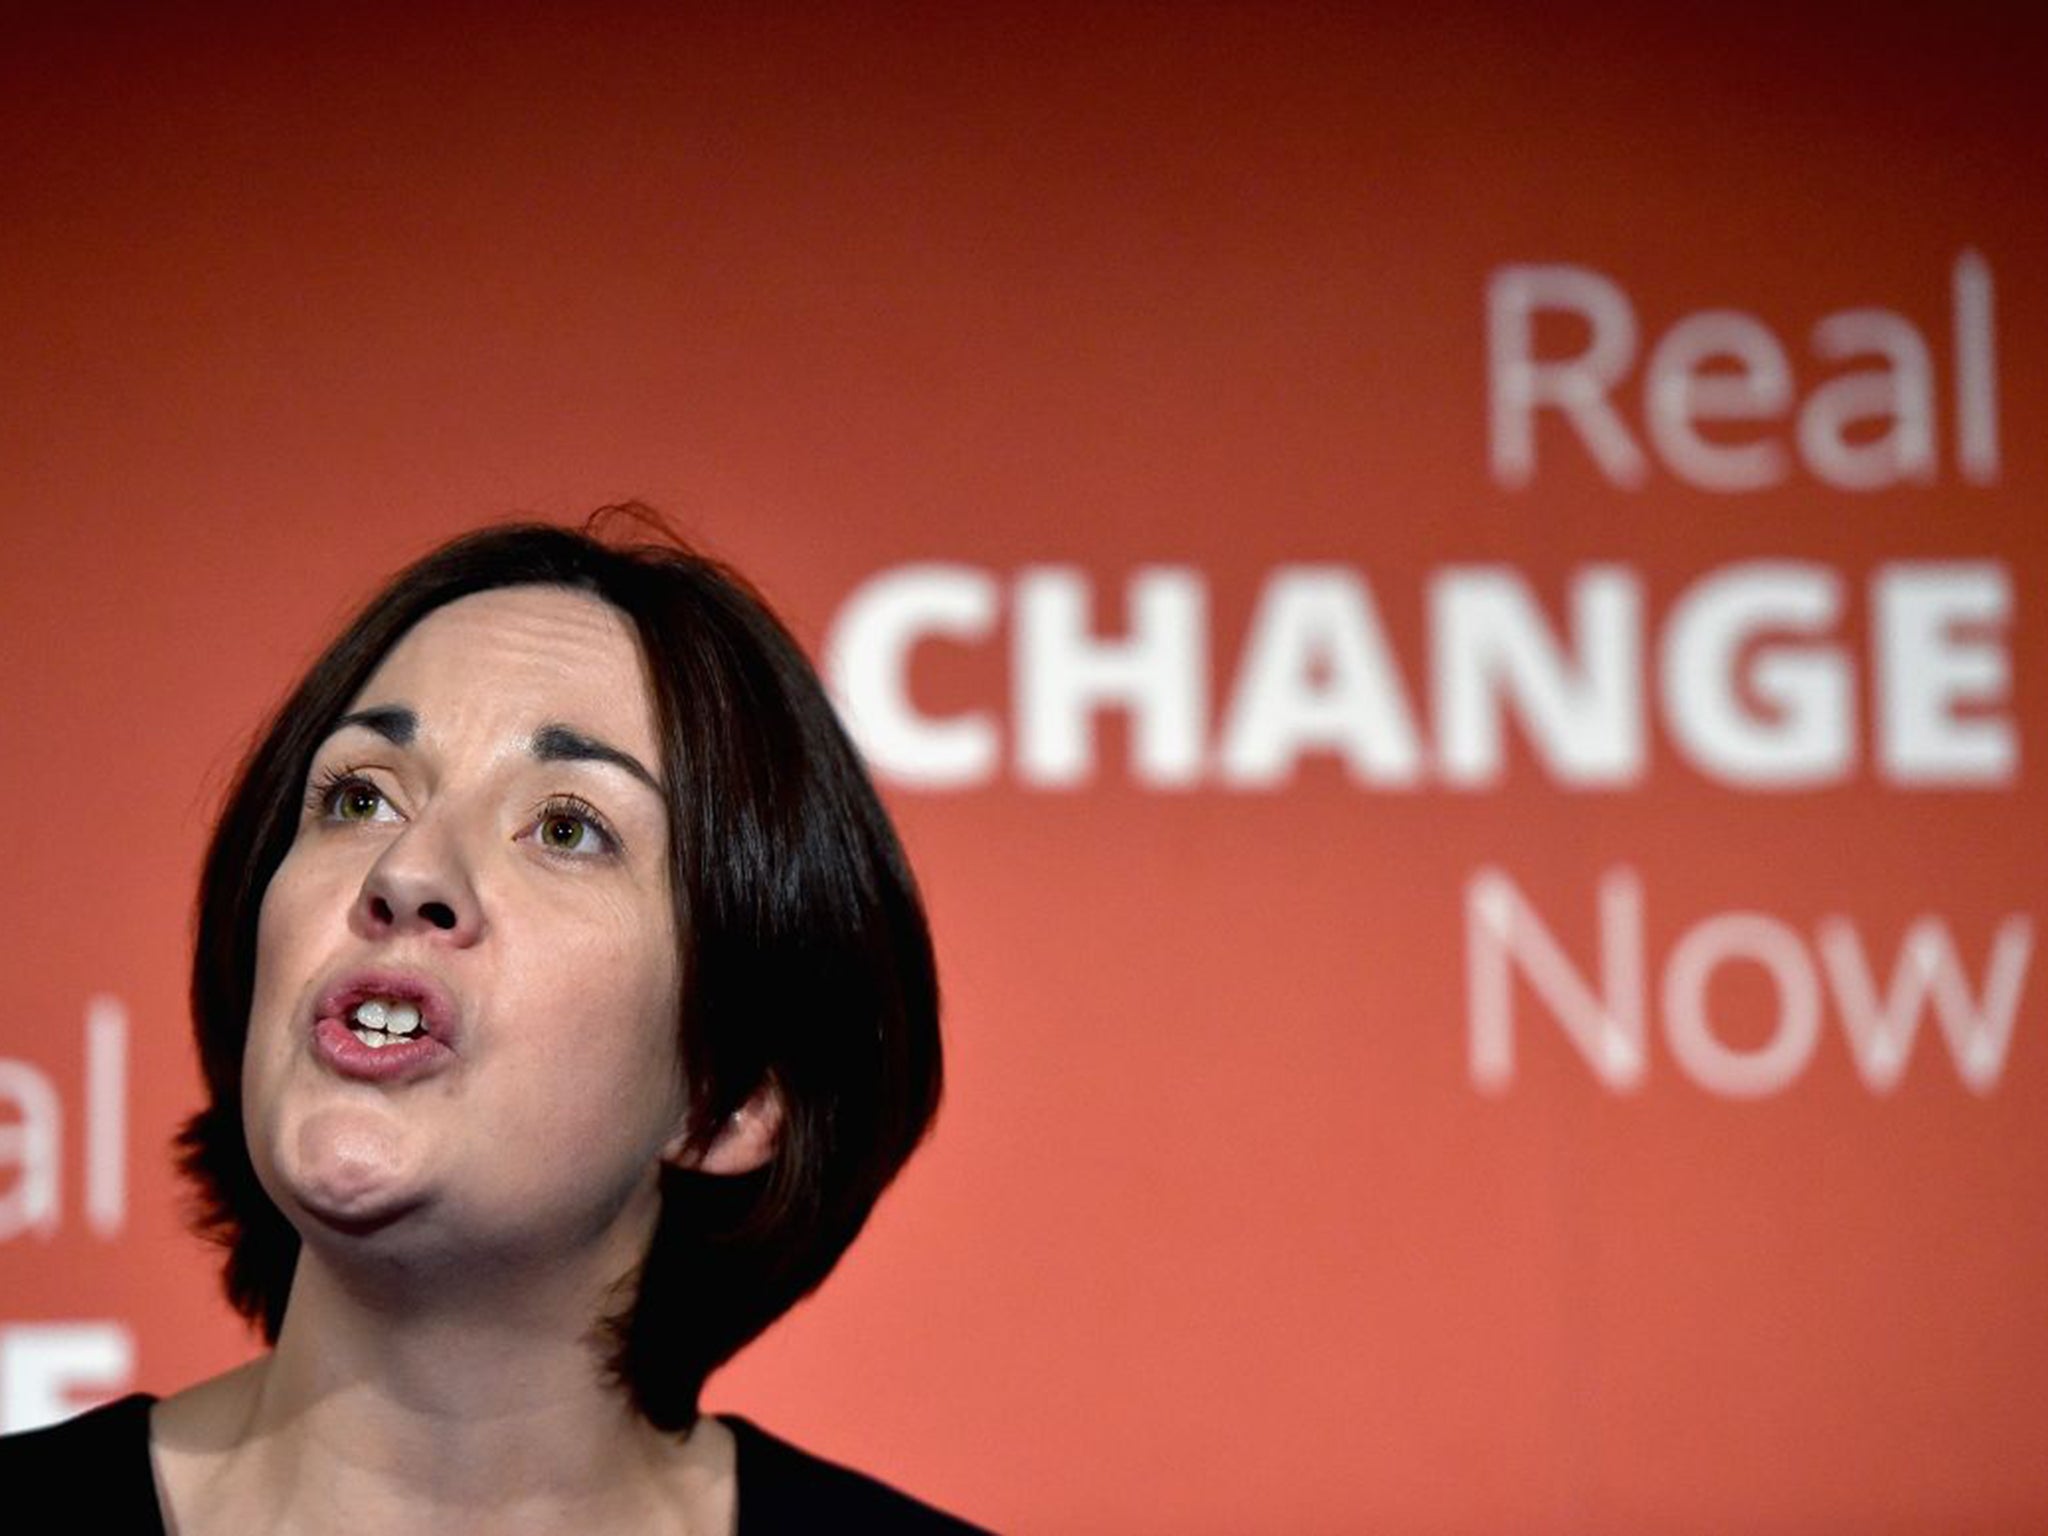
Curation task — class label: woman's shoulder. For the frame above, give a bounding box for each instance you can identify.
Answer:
[0,1393,167,1533]
[724,1415,997,1535]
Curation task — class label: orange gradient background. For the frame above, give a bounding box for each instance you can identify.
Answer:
[2,6,2044,1531]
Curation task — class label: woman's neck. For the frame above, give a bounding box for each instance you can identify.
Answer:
[149,1250,734,1536]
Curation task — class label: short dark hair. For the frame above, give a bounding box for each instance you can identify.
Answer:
[178,507,943,1428]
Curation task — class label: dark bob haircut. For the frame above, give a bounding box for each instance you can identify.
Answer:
[178,508,942,1429]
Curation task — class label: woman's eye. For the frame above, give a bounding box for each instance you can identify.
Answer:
[335,783,387,821]
[530,801,617,857]
[312,772,398,824]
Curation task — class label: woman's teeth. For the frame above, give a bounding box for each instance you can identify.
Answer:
[347,998,425,1049]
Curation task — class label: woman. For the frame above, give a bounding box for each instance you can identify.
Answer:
[0,513,988,1533]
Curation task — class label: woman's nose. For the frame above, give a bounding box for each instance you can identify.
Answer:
[352,819,485,944]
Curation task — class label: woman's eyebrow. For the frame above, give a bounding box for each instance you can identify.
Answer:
[531,724,662,793]
[330,705,416,744]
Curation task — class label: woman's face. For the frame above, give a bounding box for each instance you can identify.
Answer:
[242,584,688,1275]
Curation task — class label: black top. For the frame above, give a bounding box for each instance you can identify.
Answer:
[0,1394,992,1534]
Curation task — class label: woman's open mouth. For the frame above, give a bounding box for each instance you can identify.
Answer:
[310,972,458,1081]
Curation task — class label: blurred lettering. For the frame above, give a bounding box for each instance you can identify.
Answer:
[1663,913,1823,1097]
[0,1061,59,1239]
[0,1322,134,1433]
[1817,914,2032,1093]
[1488,264,1647,487]
[1647,310,1793,492]
[1015,567,1208,787]
[830,561,2014,791]
[825,563,1000,788]
[1217,568,1420,786]
[1468,868,2032,1095]
[0,997,127,1242]
[1874,563,2014,783]
[1488,252,1997,491]
[1432,565,1642,786]
[1660,562,1852,786]
[1467,866,1646,1092]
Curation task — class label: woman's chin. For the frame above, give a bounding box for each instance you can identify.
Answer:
[277,1103,430,1233]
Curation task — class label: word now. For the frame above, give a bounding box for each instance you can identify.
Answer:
[1467,867,2031,1096]
[826,560,2011,790]
[0,997,128,1241]
[1488,251,1997,491]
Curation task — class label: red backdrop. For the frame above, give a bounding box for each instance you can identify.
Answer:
[2,5,2044,1530]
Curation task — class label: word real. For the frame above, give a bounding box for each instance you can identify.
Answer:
[1488,251,1997,491]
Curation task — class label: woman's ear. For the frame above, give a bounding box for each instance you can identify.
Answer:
[662,1082,783,1176]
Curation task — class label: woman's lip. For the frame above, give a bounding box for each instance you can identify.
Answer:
[313,968,460,1048]
[311,1015,456,1083]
